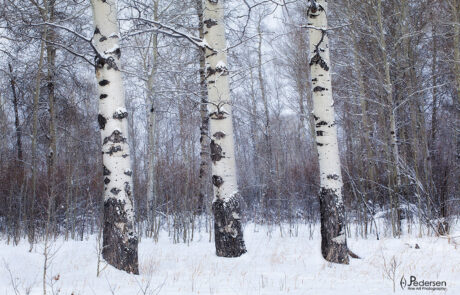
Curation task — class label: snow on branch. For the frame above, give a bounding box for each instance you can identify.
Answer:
[298,23,351,32]
[30,22,92,42]
[123,17,216,52]
[29,22,96,66]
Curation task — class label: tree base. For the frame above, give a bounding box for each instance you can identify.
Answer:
[319,188,349,264]
[212,194,247,257]
[103,198,139,274]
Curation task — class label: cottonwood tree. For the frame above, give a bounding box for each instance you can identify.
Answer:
[306,0,349,264]
[203,0,247,257]
[90,0,138,274]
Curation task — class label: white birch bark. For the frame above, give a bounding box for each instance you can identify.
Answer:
[307,0,349,264]
[203,0,246,257]
[90,0,138,274]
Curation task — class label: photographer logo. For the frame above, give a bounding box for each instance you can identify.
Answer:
[400,275,447,291]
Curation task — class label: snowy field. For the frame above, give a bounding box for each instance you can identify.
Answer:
[1,223,459,295]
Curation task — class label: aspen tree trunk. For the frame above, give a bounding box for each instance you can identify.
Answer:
[45,0,57,236]
[146,0,159,239]
[41,1,56,279]
[29,29,47,251]
[377,0,401,237]
[307,0,349,264]
[203,0,247,257]
[64,138,72,241]
[196,0,212,215]
[248,67,262,222]
[90,0,138,274]
[146,68,157,237]
[408,72,423,237]
[248,67,259,178]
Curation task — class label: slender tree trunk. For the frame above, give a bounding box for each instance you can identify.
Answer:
[146,78,158,237]
[307,0,349,264]
[90,0,138,274]
[409,83,423,236]
[146,0,159,238]
[29,27,47,250]
[377,0,401,237]
[45,0,57,236]
[248,67,263,222]
[65,143,73,241]
[196,0,212,216]
[203,0,247,257]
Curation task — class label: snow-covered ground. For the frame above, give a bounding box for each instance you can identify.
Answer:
[1,223,459,295]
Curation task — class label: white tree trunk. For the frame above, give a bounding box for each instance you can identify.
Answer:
[307,0,349,264]
[90,0,138,274]
[203,0,246,257]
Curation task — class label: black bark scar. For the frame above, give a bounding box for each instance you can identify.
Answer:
[210,140,224,162]
[309,28,329,71]
[98,114,107,130]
